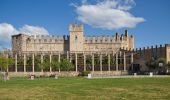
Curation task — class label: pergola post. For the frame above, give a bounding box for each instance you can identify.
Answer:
[123,52,126,71]
[70,56,72,63]
[58,52,61,72]
[108,54,110,71]
[6,53,9,72]
[32,53,35,74]
[92,54,94,72]
[15,53,17,72]
[116,53,118,71]
[24,54,26,73]
[75,53,78,72]
[83,54,86,71]
[100,54,102,73]
[131,52,134,70]
[41,54,43,72]
[67,51,69,60]
[50,54,52,72]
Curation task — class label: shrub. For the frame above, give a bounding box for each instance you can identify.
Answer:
[81,71,91,76]
[49,74,56,77]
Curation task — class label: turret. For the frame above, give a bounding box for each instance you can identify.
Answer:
[129,34,134,50]
[69,23,84,51]
[69,23,83,32]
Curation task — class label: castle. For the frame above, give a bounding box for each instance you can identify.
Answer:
[12,23,134,54]
[0,23,168,76]
[10,23,134,74]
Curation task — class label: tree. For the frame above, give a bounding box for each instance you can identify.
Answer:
[0,57,14,72]
[146,57,167,71]
[0,56,14,80]
[51,61,60,72]
[103,56,108,64]
[157,58,166,66]
[146,58,157,70]
[39,59,50,71]
[60,59,74,71]
[86,57,92,65]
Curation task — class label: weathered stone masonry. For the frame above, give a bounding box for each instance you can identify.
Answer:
[11,23,134,73]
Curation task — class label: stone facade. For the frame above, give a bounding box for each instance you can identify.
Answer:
[12,23,134,54]
[134,44,170,71]
[9,23,135,74]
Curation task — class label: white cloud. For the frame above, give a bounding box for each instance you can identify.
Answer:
[0,23,49,49]
[74,0,145,30]
[0,23,18,40]
[19,25,49,35]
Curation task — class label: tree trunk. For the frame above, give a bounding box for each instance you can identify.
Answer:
[3,71,9,81]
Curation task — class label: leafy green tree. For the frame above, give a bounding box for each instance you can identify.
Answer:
[146,58,167,70]
[0,57,14,72]
[60,59,74,71]
[34,56,41,71]
[41,59,50,71]
[51,61,60,72]
[0,56,14,80]
[94,58,99,65]
[37,62,44,72]
[146,58,157,70]
[103,56,108,64]
[86,57,92,65]
[157,58,166,66]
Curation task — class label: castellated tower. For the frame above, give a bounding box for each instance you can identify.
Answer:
[124,30,134,50]
[69,23,84,52]
[12,34,28,54]
[129,34,134,50]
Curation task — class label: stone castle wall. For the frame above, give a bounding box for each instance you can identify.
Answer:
[134,44,170,71]
[12,24,134,55]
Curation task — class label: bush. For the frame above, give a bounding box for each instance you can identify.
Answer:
[49,74,56,78]
[39,74,45,78]
[81,71,91,76]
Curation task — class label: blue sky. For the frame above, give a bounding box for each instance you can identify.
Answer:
[0,0,170,49]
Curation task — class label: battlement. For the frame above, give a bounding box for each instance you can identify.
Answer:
[69,23,83,32]
[135,44,167,52]
[84,31,133,44]
[12,24,135,53]
[27,35,69,43]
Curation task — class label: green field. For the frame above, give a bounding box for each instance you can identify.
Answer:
[0,77,170,100]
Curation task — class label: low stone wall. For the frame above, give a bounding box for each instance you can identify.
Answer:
[8,71,79,77]
[8,71,128,77]
[91,71,128,77]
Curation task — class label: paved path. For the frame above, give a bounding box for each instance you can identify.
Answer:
[88,75,170,79]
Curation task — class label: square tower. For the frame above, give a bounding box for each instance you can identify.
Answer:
[69,23,84,52]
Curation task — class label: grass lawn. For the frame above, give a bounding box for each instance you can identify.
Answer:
[0,77,170,100]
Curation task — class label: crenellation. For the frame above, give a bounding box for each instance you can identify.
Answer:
[67,35,69,40]
[111,35,115,43]
[12,23,134,54]
[143,47,145,51]
[102,35,106,43]
[57,35,60,42]
[160,44,162,48]
[136,48,138,52]
[69,23,83,32]
[87,36,91,43]
[116,33,120,42]
[120,34,124,41]
[97,36,100,43]
[125,30,128,37]
[92,36,96,43]
[107,35,111,43]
